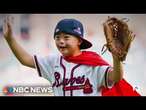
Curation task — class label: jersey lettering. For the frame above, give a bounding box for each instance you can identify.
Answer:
[52,72,93,94]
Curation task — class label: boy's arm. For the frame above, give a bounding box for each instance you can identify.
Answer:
[108,55,123,83]
[3,17,35,68]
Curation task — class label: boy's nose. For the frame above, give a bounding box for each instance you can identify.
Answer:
[58,38,65,45]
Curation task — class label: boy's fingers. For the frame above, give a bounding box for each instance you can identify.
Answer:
[3,19,7,31]
[3,16,12,35]
[3,23,8,35]
[4,15,14,25]
[11,16,14,23]
[7,15,14,24]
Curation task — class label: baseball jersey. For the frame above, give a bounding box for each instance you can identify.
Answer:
[33,53,113,96]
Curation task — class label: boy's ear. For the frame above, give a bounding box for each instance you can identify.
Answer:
[79,38,83,45]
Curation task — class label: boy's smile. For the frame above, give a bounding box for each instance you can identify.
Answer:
[55,33,82,57]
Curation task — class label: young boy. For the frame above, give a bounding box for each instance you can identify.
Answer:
[3,17,123,96]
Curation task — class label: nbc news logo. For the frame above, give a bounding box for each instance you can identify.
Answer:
[3,85,53,96]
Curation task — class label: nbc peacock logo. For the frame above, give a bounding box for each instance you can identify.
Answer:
[3,86,14,96]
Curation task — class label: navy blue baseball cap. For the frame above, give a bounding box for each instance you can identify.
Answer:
[54,19,92,49]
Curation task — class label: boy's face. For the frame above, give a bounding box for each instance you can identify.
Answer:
[55,32,82,57]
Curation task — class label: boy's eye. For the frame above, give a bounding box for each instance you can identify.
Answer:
[64,35,70,39]
[55,34,71,40]
[55,35,60,39]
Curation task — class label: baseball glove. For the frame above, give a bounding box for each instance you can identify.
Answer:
[102,16,135,61]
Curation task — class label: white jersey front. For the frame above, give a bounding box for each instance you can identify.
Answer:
[34,53,111,96]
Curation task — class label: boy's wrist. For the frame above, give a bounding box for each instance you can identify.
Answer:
[112,54,121,63]
[5,35,13,43]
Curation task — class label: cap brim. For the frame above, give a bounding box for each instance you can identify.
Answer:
[80,37,92,49]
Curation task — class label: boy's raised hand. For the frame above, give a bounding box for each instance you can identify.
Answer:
[3,16,14,40]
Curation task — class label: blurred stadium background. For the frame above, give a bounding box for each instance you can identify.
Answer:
[0,14,146,96]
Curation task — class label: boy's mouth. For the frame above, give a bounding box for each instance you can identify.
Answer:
[58,46,68,51]
[58,45,67,48]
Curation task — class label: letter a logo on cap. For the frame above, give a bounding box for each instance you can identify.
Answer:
[74,27,81,34]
